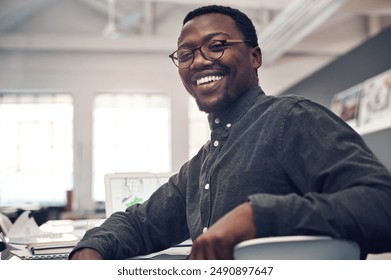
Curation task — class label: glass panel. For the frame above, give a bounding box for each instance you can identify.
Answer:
[188,97,210,158]
[93,92,171,201]
[0,92,73,206]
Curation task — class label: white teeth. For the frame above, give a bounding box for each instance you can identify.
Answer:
[196,75,223,86]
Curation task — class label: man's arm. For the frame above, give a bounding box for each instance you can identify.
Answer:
[246,99,391,253]
[70,248,103,260]
[68,172,190,260]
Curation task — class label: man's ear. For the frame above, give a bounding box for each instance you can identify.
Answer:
[251,46,262,69]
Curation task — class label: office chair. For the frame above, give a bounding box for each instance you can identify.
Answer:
[234,235,360,260]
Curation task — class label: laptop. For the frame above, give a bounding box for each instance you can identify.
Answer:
[104,172,173,218]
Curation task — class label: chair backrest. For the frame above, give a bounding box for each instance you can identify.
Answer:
[0,213,13,236]
[234,235,360,260]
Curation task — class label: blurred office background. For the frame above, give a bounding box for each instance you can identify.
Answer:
[0,0,391,220]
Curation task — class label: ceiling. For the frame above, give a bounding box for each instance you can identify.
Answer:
[0,0,391,95]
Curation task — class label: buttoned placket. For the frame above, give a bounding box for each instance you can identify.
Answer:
[200,117,233,234]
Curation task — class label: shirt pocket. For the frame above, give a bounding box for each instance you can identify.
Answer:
[218,170,269,194]
[213,170,269,216]
[214,168,293,213]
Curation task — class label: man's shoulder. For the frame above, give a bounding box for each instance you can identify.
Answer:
[268,94,307,103]
[256,93,309,112]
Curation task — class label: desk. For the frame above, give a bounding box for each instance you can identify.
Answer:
[132,240,192,260]
[1,218,192,260]
[2,241,192,260]
[1,218,102,260]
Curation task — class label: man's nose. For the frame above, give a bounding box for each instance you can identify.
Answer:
[191,49,213,68]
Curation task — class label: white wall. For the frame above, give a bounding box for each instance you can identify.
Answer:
[0,49,191,212]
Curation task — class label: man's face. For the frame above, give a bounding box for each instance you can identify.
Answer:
[177,13,261,114]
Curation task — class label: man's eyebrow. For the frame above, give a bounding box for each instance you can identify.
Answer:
[178,32,229,48]
[204,32,228,41]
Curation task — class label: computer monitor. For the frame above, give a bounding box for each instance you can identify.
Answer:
[104,172,173,218]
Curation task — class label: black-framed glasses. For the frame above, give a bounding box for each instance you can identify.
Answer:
[169,39,250,69]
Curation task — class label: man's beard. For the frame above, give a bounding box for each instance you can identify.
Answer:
[194,90,234,115]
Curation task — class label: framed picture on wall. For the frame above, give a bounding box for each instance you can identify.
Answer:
[358,69,391,127]
[330,84,362,128]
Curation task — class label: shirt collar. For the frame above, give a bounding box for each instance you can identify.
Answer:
[207,85,265,130]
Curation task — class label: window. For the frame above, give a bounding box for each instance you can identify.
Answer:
[93,91,171,201]
[0,91,73,206]
[188,97,210,158]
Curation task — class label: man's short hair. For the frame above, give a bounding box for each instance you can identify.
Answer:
[183,5,259,47]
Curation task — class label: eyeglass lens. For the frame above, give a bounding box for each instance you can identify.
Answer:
[174,40,226,69]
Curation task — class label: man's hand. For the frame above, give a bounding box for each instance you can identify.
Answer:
[188,202,256,259]
[70,248,103,260]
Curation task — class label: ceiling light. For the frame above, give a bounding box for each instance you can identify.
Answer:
[102,0,121,39]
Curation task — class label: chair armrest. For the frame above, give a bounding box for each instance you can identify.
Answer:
[234,235,360,260]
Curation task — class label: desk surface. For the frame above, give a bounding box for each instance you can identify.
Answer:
[2,218,192,260]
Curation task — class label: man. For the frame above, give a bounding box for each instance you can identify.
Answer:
[70,5,391,260]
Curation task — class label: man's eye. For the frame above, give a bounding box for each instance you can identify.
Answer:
[207,42,225,52]
[177,50,193,62]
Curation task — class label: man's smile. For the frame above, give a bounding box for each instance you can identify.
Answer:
[196,75,224,86]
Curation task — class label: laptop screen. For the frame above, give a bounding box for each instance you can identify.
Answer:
[104,172,173,218]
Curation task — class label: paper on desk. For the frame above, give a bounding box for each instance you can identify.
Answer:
[7,211,43,242]
[6,211,79,245]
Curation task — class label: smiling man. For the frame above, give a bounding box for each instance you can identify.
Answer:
[70,5,391,260]
[173,12,261,114]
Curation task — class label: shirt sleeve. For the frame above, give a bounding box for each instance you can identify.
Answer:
[69,171,190,259]
[248,99,391,254]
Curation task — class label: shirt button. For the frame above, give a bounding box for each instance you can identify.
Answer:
[213,140,219,147]
[204,183,210,190]
[214,118,220,124]
[226,123,232,128]
[203,227,208,233]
